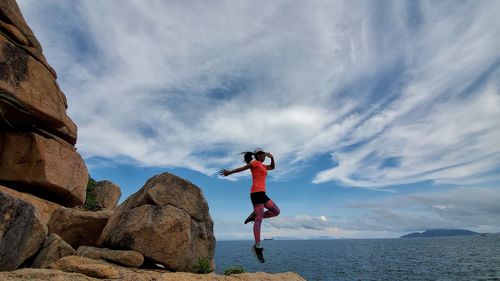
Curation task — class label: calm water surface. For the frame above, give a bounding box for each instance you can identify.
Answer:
[215,235,500,281]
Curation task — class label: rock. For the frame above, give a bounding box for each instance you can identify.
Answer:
[0,186,113,248]
[93,181,121,210]
[48,208,113,248]
[0,0,41,49]
[0,267,307,281]
[0,21,28,45]
[0,268,96,281]
[0,185,58,225]
[0,34,76,144]
[31,233,75,268]
[0,132,88,207]
[98,173,215,272]
[0,191,47,270]
[0,0,56,77]
[77,246,143,267]
[48,255,121,279]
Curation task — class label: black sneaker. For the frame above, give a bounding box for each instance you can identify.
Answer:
[244,211,255,224]
[252,245,265,263]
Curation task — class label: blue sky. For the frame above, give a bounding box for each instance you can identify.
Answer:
[18,0,500,239]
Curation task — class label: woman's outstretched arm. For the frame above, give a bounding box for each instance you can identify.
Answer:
[219,164,251,176]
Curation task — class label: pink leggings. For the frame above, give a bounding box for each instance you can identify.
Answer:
[253,200,280,244]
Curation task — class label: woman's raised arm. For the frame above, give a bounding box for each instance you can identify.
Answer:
[266,152,275,170]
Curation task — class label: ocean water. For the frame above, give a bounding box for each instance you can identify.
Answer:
[215,235,500,281]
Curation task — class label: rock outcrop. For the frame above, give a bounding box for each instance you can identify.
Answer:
[0,0,76,142]
[31,233,75,268]
[0,132,88,206]
[92,180,121,210]
[98,173,216,272]
[0,185,113,248]
[1,266,306,281]
[0,0,87,207]
[77,246,144,268]
[0,191,47,271]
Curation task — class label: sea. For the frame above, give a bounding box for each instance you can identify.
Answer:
[214,235,500,281]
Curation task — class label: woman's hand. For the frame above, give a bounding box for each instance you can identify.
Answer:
[219,169,231,177]
[266,152,274,158]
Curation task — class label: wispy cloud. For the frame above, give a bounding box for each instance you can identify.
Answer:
[257,187,500,238]
[343,187,500,233]
[18,1,500,190]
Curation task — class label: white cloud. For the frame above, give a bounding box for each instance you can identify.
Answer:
[265,215,332,231]
[342,187,500,233]
[17,1,500,189]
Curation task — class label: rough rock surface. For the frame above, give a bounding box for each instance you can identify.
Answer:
[48,207,113,248]
[0,191,47,270]
[0,35,76,142]
[0,185,58,225]
[48,255,121,279]
[0,0,79,145]
[0,186,113,248]
[0,267,306,281]
[31,233,75,268]
[98,173,215,272]
[77,246,143,268]
[93,180,121,210]
[0,0,54,75]
[0,132,88,206]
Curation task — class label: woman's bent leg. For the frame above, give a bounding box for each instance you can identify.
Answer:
[263,200,280,218]
[253,204,264,244]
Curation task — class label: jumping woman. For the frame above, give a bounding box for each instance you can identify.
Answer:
[219,148,280,263]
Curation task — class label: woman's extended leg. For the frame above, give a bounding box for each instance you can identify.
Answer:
[263,200,280,218]
[253,204,265,245]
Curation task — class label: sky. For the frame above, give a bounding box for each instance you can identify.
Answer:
[17,0,500,240]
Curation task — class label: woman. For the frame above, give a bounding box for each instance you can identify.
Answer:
[219,148,280,263]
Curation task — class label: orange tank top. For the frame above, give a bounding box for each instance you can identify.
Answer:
[250,160,267,193]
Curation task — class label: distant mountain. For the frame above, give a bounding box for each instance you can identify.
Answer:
[308,236,336,240]
[272,236,302,240]
[400,229,480,238]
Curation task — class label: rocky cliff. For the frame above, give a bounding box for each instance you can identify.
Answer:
[0,0,87,207]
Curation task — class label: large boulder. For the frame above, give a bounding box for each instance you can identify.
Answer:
[93,180,121,210]
[0,186,113,248]
[98,173,215,272]
[0,191,47,270]
[31,233,75,268]
[0,132,88,207]
[77,246,143,268]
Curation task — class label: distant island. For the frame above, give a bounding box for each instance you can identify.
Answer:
[400,229,481,238]
[308,236,336,240]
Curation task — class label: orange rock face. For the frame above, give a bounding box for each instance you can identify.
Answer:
[0,0,87,210]
[0,34,77,145]
[0,132,88,206]
[93,181,122,210]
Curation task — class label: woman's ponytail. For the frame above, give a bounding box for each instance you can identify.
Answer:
[241,152,254,164]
